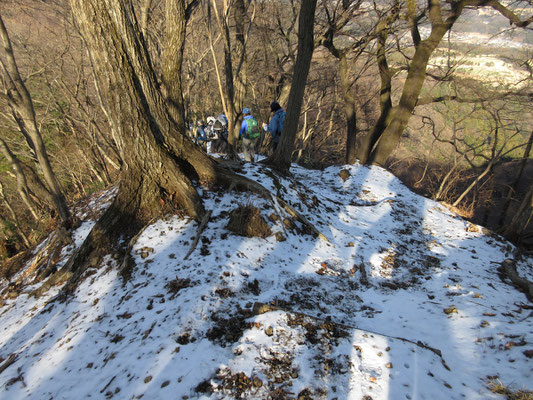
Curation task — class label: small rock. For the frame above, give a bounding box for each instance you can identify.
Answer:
[480,320,490,328]
[144,376,152,383]
[161,381,170,388]
[523,350,533,358]
[386,363,393,368]
[253,377,262,387]
[265,326,274,336]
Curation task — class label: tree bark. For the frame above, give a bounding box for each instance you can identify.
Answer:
[267,0,317,173]
[162,0,187,130]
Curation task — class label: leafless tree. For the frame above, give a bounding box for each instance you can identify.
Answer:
[0,14,72,228]
[357,0,533,166]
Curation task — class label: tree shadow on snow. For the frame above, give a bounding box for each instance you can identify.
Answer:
[0,162,527,399]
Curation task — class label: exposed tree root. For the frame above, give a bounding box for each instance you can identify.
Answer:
[252,301,450,370]
[498,258,533,302]
[30,162,329,299]
[272,196,330,243]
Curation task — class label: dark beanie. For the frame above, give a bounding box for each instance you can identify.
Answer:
[270,101,281,112]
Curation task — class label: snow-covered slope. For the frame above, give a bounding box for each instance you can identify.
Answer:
[0,161,531,399]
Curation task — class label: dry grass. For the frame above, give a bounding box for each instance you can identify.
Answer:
[488,380,533,400]
[226,204,272,238]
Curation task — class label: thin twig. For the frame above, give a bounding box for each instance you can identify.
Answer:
[184,210,212,260]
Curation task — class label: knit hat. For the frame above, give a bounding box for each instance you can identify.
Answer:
[270,101,281,112]
[242,107,251,115]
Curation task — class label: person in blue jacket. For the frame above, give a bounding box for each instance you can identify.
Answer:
[195,120,207,150]
[262,101,286,152]
[238,107,260,162]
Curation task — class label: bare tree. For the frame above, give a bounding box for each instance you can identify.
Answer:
[318,0,375,164]
[0,14,72,228]
[43,0,261,292]
[267,0,317,173]
[357,0,533,166]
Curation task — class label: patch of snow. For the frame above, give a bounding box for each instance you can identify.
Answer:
[0,162,531,399]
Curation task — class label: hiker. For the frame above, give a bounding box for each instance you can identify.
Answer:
[195,120,207,150]
[238,107,261,162]
[212,114,229,153]
[262,101,286,152]
[187,122,195,142]
[218,112,228,126]
[205,117,217,153]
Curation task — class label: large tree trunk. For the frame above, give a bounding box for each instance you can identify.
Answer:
[368,36,445,166]
[53,0,267,295]
[57,0,258,288]
[70,0,211,219]
[161,0,188,130]
[267,0,317,173]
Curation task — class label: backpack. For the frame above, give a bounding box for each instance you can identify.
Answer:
[245,118,260,139]
[213,118,225,132]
